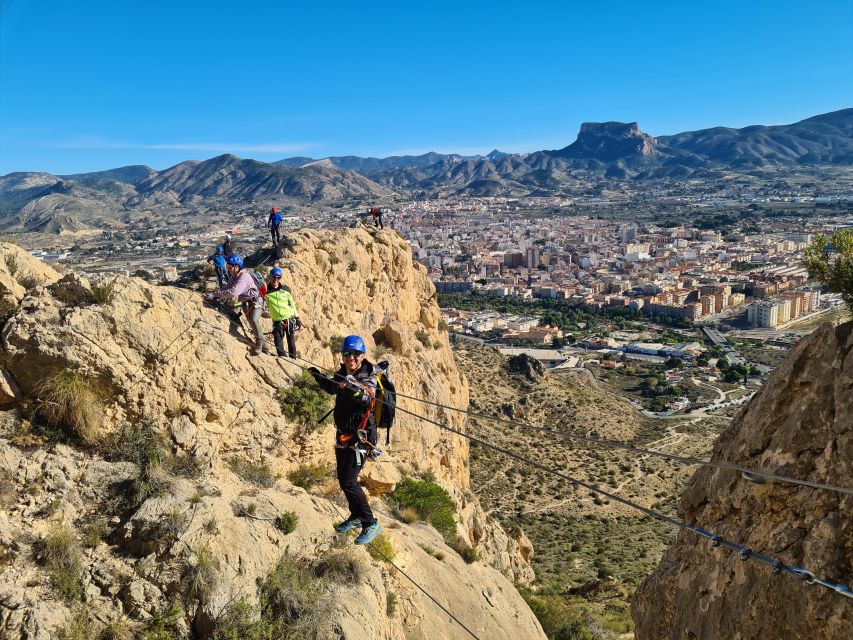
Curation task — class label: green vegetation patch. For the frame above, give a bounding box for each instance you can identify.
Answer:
[37,524,84,602]
[287,464,331,491]
[389,477,457,541]
[278,372,333,431]
[228,457,277,488]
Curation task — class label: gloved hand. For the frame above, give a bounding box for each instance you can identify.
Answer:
[294,317,302,331]
[203,293,215,302]
[308,367,322,381]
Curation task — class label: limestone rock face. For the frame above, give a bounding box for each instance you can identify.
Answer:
[632,321,853,640]
[0,229,542,639]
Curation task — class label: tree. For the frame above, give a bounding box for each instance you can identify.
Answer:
[717,357,729,370]
[804,231,853,312]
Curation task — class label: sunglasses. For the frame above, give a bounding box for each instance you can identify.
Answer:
[342,351,363,358]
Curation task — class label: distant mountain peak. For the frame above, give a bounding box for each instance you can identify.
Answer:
[550,121,661,162]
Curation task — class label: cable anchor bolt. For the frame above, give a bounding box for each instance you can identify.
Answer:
[741,471,766,485]
[739,548,752,562]
[791,567,816,584]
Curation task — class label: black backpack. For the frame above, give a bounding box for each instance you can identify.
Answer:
[373,361,397,445]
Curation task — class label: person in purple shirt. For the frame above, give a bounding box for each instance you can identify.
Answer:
[204,254,271,355]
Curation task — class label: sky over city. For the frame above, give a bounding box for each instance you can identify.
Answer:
[1,0,852,174]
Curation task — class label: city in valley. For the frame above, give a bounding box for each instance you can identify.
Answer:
[11,166,851,418]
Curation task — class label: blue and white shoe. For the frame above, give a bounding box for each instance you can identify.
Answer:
[334,517,361,534]
[355,520,382,545]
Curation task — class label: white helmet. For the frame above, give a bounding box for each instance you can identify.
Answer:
[226,233,232,240]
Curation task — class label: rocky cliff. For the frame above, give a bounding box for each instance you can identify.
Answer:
[0,234,542,639]
[632,321,853,640]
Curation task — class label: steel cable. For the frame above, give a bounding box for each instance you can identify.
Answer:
[286,354,853,497]
[283,356,853,601]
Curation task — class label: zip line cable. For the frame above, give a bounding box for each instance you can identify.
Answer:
[280,357,853,601]
[287,354,853,497]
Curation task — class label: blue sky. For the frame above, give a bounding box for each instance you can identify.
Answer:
[1,0,852,175]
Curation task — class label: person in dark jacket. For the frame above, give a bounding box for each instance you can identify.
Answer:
[309,335,383,544]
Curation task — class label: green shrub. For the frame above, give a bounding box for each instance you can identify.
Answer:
[385,591,397,617]
[258,554,333,638]
[113,421,171,507]
[366,533,395,563]
[348,261,357,272]
[91,278,117,305]
[0,298,17,332]
[414,329,431,346]
[287,464,331,491]
[389,477,457,540]
[140,604,184,640]
[313,549,363,584]
[16,270,41,290]
[804,230,853,311]
[448,536,479,564]
[100,616,134,640]
[212,598,273,640]
[183,546,219,605]
[228,457,276,488]
[38,525,84,602]
[4,253,18,276]
[275,511,298,534]
[34,367,104,445]
[82,518,110,548]
[58,607,97,640]
[520,589,596,640]
[278,372,333,431]
[327,335,344,353]
[372,344,391,359]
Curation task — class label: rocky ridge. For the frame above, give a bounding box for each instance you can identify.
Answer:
[0,233,542,639]
[632,320,853,640]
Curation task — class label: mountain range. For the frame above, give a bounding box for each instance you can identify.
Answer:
[1,108,851,232]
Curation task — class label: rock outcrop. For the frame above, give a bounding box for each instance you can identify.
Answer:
[0,232,542,639]
[632,321,853,640]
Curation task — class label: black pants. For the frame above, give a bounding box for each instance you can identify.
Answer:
[215,266,228,288]
[272,319,297,357]
[270,225,281,245]
[373,215,383,229]
[336,446,374,526]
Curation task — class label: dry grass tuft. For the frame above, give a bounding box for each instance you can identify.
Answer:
[34,367,104,445]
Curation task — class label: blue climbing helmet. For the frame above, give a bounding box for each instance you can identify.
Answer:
[226,254,243,268]
[216,245,224,253]
[341,335,366,354]
[270,267,283,277]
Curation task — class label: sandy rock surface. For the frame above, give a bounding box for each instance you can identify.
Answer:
[0,232,543,639]
[632,321,853,640]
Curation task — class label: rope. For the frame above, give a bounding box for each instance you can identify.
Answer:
[287,354,853,497]
[284,357,853,601]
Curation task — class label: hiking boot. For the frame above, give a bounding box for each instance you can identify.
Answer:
[354,520,382,545]
[334,517,361,534]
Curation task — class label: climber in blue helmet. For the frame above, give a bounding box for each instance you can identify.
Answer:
[206,245,228,289]
[309,335,383,545]
[203,254,272,355]
[265,266,301,358]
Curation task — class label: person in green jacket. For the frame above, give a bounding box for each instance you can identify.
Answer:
[265,267,300,358]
